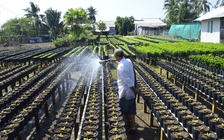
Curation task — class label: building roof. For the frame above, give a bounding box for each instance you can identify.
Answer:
[195,6,224,21]
[134,18,167,28]
[95,21,115,32]
[102,21,115,27]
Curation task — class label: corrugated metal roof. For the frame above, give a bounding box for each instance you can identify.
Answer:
[134,18,166,27]
[195,6,224,21]
[100,21,115,27]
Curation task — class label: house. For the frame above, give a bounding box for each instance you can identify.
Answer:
[95,21,116,35]
[134,18,167,36]
[195,6,224,43]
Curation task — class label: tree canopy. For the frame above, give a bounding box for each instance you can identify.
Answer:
[163,0,213,24]
[115,16,135,35]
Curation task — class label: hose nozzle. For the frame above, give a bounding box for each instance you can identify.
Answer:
[99,59,109,64]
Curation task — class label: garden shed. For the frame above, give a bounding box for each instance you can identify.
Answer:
[134,18,167,36]
[195,6,224,43]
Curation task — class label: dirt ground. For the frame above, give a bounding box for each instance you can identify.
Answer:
[0,43,161,140]
[0,42,55,51]
[126,97,160,140]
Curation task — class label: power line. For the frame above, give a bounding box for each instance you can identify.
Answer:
[0,3,21,17]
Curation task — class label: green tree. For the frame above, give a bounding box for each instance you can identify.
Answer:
[0,17,37,44]
[163,0,212,24]
[23,1,40,18]
[115,16,135,35]
[63,7,87,36]
[87,6,98,24]
[53,7,93,47]
[196,0,212,15]
[23,1,43,35]
[163,0,180,24]
[97,22,106,33]
[213,0,224,8]
[43,8,63,39]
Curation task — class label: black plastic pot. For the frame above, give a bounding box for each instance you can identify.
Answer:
[192,125,209,140]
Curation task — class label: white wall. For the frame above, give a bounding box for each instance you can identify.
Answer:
[201,18,220,43]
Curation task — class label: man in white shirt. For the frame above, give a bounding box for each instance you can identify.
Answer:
[113,49,138,132]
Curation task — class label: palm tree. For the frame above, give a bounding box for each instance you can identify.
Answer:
[23,1,42,36]
[163,0,180,24]
[198,0,212,15]
[43,8,63,39]
[23,1,40,18]
[87,6,97,23]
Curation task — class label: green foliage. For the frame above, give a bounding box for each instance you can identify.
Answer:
[163,0,212,24]
[135,41,224,58]
[115,16,135,35]
[0,17,38,44]
[43,8,63,39]
[189,54,224,70]
[97,22,107,32]
[56,7,94,47]
[53,34,76,47]
[87,6,98,24]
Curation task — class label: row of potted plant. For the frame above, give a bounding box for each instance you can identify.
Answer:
[134,66,191,140]
[51,78,85,140]
[164,60,224,92]
[104,63,127,140]
[0,63,56,113]
[157,60,224,105]
[0,64,38,99]
[189,54,224,71]
[0,48,39,62]
[3,48,55,64]
[0,61,73,139]
[108,37,124,45]
[33,47,72,63]
[81,77,101,140]
[135,61,224,139]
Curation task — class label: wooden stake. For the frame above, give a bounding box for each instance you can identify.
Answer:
[159,67,162,75]
[5,87,8,93]
[17,133,23,140]
[105,122,109,140]
[166,71,169,79]
[144,101,147,113]
[137,93,140,103]
[173,76,177,85]
[195,90,199,101]
[35,113,40,130]
[212,100,217,113]
[149,111,153,126]
[182,82,186,91]
[149,59,152,66]
[160,129,167,140]
[74,123,79,139]
[44,102,49,117]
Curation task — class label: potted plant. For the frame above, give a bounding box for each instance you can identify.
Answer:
[170,131,189,140]
[109,133,127,140]
[199,131,217,140]
[51,132,71,140]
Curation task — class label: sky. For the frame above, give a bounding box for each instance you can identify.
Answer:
[0,0,219,25]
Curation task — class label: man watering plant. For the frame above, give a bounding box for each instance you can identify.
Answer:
[111,49,138,133]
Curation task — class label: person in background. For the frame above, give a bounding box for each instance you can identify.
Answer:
[112,49,138,132]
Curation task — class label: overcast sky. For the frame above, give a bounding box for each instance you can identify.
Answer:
[0,0,218,25]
